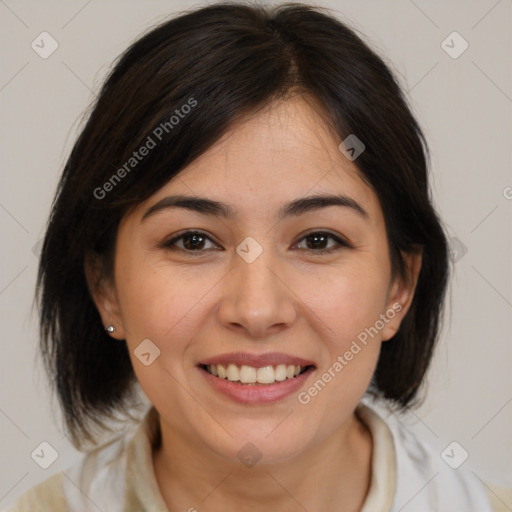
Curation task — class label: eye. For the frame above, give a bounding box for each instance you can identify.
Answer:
[160,230,349,256]
[160,230,218,253]
[294,231,349,254]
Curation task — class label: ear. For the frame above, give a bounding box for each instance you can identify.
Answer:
[381,249,423,342]
[84,253,126,339]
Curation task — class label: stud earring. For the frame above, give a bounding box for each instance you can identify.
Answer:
[105,325,116,333]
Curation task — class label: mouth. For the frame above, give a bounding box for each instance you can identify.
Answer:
[197,352,316,404]
[200,363,314,385]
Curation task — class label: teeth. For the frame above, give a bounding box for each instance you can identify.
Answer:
[240,365,257,383]
[275,364,287,382]
[226,364,239,382]
[206,363,306,384]
[256,366,275,384]
[217,364,227,379]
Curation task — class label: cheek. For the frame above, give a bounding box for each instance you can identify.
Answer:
[297,262,390,350]
[116,258,222,351]
[293,267,386,422]
[115,264,211,403]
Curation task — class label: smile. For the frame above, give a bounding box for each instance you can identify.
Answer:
[197,352,316,404]
[202,363,311,385]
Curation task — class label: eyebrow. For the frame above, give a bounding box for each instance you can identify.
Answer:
[141,193,369,222]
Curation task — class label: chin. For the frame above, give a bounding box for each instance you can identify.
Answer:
[204,418,317,466]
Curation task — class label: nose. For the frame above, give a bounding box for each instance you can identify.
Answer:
[217,246,298,339]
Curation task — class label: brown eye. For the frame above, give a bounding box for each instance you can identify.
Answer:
[161,231,218,252]
[295,231,348,254]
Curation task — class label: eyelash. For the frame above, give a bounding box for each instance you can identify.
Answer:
[160,230,350,256]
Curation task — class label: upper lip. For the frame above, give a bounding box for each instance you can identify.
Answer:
[199,352,316,368]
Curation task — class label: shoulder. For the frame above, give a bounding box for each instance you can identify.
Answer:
[3,407,161,512]
[2,473,66,512]
[484,483,512,512]
[2,432,130,512]
[360,399,504,512]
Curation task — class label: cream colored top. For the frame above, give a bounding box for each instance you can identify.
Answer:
[3,402,510,511]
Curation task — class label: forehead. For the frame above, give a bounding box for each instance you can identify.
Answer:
[183,96,360,182]
[136,96,381,224]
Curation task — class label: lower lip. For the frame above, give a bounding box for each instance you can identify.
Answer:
[199,366,315,405]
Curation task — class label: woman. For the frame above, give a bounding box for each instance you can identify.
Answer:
[4,2,500,511]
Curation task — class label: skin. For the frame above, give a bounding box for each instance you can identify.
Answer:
[88,94,422,511]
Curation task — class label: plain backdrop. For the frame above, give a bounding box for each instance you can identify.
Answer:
[1,0,511,507]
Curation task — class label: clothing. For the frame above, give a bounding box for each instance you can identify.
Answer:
[3,401,509,511]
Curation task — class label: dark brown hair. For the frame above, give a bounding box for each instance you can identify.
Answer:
[37,1,449,448]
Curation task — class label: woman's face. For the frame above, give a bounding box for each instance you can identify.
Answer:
[94,96,418,464]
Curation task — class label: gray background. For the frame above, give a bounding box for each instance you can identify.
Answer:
[1,0,511,507]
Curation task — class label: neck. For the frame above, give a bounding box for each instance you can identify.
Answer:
[153,410,373,512]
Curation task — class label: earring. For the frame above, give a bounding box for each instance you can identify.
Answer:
[105,325,116,333]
